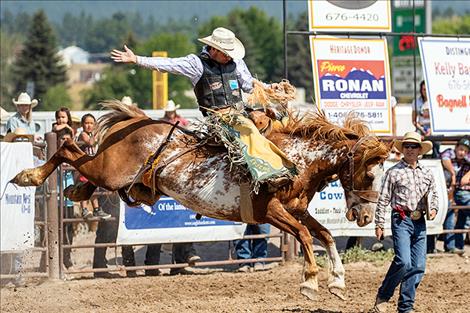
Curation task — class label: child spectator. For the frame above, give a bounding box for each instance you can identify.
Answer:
[416,101,431,136]
[52,107,74,140]
[76,114,110,219]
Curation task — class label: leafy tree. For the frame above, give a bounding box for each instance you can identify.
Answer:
[11,10,67,111]
[42,84,72,111]
[432,15,470,34]
[131,32,197,109]
[198,7,284,83]
[82,66,134,109]
[286,12,314,102]
[0,31,25,111]
[233,7,283,82]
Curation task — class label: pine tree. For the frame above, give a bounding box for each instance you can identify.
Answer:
[11,10,66,109]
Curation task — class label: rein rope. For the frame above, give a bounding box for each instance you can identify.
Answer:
[344,135,379,203]
[125,121,180,198]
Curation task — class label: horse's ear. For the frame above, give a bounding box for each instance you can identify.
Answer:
[367,171,375,179]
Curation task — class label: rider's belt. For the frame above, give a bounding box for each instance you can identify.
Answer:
[393,205,423,221]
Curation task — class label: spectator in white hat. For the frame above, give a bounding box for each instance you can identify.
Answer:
[6,92,38,135]
[161,100,189,127]
[121,96,136,107]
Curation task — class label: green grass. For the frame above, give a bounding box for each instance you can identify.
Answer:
[313,246,395,268]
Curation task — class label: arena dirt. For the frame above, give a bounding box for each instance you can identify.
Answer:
[1,252,469,313]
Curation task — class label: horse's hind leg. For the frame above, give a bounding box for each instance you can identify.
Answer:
[300,213,346,300]
[64,181,97,201]
[264,198,319,301]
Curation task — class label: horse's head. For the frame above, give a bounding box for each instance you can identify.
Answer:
[338,136,389,227]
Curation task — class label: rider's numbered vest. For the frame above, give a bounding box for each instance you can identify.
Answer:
[194,54,243,114]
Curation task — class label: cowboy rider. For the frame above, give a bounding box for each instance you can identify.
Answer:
[111,27,255,116]
[111,27,293,188]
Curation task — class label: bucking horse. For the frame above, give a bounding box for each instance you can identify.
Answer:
[11,100,389,301]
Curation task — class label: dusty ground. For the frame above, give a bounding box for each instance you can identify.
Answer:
[1,250,469,313]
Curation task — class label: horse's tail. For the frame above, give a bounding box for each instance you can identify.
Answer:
[96,99,148,143]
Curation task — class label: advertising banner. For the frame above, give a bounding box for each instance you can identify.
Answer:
[0,143,36,252]
[311,37,392,135]
[419,37,470,135]
[308,0,391,32]
[307,159,448,236]
[117,197,246,245]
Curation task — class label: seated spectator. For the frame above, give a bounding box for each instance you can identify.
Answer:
[6,92,39,141]
[441,136,470,254]
[52,107,74,141]
[75,114,110,219]
[161,100,189,126]
[121,96,136,107]
[122,243,201,277]
[235,223,270,272]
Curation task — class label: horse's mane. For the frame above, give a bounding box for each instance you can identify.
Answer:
[96,100,147,143]
[277,111,389,165]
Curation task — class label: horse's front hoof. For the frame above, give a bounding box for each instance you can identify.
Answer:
[329,286,347,301]
[300,282,317,300]
[10,169,42,186]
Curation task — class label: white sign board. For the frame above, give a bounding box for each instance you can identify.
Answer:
[117,197,246,245]
[392,56,423,99]
[419,37,470,135]
[0,143,36,252]
[311,37,393,135]
[307,159,448,236]
[308,0,391,32]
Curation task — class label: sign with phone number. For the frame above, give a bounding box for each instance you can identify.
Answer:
[310,37,393,135]
[308,0,391,32]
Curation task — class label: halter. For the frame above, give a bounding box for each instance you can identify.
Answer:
[343,135,379,203]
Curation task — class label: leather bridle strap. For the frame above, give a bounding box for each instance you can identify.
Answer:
[344,135,379,203]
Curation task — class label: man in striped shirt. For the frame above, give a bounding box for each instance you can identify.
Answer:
[373,131,438,313]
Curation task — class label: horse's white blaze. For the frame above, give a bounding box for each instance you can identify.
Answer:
[370,163,384,193]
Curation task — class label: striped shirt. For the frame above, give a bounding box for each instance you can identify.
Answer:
[375,159,439,229]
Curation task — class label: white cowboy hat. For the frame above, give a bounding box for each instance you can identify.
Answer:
[198,27,245,59]
[12,92,38,108]
[165,100,180,112]
[394,131,433,155]
[121,96,135,106]
[3,127,34,143]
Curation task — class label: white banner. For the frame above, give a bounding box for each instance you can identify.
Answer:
[311,37,393,135]
[117,197,246,245]
[308,0,391,32]
[419,37,470,135]
[308,159,448,236]
[0,142,36,252]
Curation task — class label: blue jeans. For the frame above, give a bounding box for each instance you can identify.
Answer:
[377,212,427,313]
[235,224,270,266]
[443,202,456,251]
[454,190,470,250]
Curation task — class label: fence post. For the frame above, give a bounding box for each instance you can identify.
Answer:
[283,233,296,261]
[45,132,60,280]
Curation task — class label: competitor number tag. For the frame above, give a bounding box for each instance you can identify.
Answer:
[229,80,239,90]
